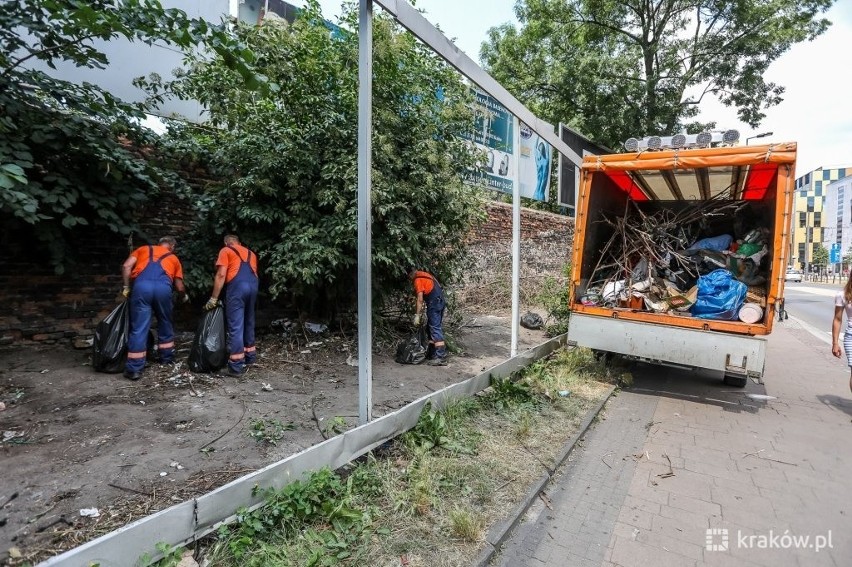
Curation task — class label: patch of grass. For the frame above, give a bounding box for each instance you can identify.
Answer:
[195,346,612,567]
[449,507,485,542]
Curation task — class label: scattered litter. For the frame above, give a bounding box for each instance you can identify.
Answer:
[673,413,680,417]
[139,400,146,406]
[2,431,23,443]
[261,383,273,392]
[79,508,100,518]
[300,350,311,354]
[8,547,21,559]
[307,341,323,348]
[0,402,5,412]
[304,322,327,334]
[346,355,358,367]
[656,453,676,479]
[40,369,49,374]
[632,528,640,541]
[558,390,571,397]
[160,472,168,477]
[745,393,776,401]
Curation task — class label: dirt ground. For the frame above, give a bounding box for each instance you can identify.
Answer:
[0,314,547,563]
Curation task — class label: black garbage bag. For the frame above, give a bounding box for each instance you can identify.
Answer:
[395,326,429,365]
[520,311,544,330]
[92,301,130,373]
[189,306,227,372]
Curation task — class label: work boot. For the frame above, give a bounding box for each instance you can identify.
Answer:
[228,362,247,376]
[427,357,448,366]
[123,370,143,381]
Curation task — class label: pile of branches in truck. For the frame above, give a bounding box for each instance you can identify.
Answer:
[579,191,770,322]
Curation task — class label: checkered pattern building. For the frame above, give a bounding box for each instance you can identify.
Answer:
[791,166,851,268]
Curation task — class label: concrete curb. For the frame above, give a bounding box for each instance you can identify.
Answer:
[473,384,618,567]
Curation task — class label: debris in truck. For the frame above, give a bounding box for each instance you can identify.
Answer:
[583,190,770,321]
[692,269,747,320]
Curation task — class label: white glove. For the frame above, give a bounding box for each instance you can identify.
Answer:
[412,313,422,326]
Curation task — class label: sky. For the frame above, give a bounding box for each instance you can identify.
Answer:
[307,0,852,176]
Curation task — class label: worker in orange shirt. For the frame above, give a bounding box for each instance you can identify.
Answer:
[121,236,188,380]
[407,267,448,365]
[204,234,259,375]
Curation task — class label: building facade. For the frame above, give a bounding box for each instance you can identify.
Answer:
[26,0,300,121]
[821,174,852,271]
[791,166,850,268]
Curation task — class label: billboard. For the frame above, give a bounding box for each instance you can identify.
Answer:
[462,90,515,193]
[461,90,551,201]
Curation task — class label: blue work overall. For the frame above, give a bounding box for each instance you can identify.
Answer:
[224,246,258,373]
[421,275,446,359]
[126,246,175,373]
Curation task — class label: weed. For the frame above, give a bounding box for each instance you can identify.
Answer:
[488,376,535,411]
[213,468,373,564]
[248,419,295,445]
[405,403,450,451]
[323,416,347,437]
[448,507,485,542]
[536,264,572,336]
[140,542,184,566]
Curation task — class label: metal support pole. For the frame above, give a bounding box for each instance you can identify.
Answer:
[511,169,520,357]
[357,0,373,425]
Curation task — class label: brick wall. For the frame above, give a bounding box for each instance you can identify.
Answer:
[458,201,575,311]
[0,196,573,345]
[0,188,196,345]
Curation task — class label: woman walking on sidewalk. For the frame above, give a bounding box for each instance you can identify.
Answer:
[831,272,852,394]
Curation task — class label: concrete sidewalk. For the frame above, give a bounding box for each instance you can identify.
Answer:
[491,320,852,567]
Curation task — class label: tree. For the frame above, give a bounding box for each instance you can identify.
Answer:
[813,244,829,268]
[0,0,260,271]
[481,0,835,149]
[161,1,484,313]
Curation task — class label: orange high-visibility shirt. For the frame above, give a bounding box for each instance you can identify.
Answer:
[130,245,183,281]
[412,271,435,296]
[216,244,258,283]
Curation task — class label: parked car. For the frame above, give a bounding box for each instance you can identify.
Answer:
[785,269,803,282]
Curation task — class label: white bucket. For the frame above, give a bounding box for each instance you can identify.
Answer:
[738,302,764,324]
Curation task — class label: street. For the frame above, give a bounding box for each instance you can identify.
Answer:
[781,282,842,345]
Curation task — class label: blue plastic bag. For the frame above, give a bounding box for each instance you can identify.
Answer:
[691,269,747,320]
[687,234,733,252]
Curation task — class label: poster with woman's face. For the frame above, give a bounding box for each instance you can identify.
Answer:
[518,121,551,202]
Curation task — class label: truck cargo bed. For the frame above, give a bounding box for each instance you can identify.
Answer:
[570,143,796,337]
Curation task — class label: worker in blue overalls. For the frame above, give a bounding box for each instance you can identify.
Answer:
[204,234,259,375]
[407,267,448,365]
[121,236,188,380]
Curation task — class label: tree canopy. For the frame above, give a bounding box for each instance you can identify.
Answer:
[0,0,259,271]
[481,0,835,149]
[160,2,484,312]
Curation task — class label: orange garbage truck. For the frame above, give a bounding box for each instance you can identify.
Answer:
[567,142,797,386]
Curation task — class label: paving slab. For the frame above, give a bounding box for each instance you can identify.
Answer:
[491,319,852,567]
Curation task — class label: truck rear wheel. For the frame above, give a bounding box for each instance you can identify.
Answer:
[723,374,748,388]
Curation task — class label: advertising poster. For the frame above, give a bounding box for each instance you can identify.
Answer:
[461,90,515,194]
[518,121,551,202]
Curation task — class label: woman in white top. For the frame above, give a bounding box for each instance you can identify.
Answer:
[831,281,852,394]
